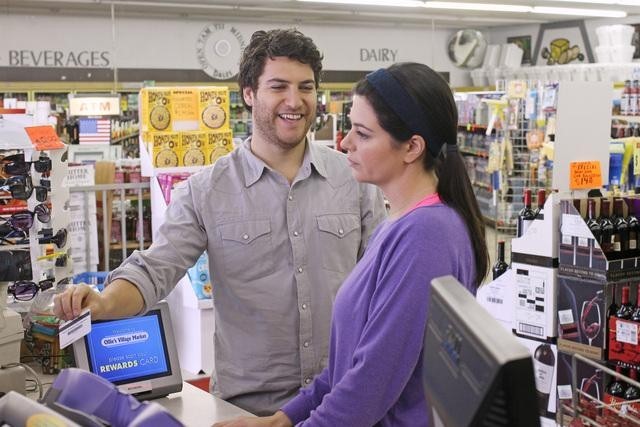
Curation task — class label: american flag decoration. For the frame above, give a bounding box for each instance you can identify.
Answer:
[79,118,111,144]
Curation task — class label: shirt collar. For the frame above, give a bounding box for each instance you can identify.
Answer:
[240,137,329,187]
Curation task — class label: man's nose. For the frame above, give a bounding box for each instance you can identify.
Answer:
[284,88,304,108]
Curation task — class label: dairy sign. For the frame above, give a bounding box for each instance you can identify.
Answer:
[196,23,247,80]
[7,49,111,68]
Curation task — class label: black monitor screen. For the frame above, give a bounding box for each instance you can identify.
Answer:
[423,275,540,427]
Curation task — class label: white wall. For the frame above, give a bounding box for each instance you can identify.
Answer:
[487,15,640,65]
[0,14,475,86]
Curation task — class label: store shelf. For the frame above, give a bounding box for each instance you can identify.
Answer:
[111,132,140,144]
[472,181,492,191]
[458,123,495,133]
[110,241,151,250]
[460,147,489,158]
[612,115,640,123]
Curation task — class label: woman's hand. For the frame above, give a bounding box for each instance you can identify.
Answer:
[213,411,293,427]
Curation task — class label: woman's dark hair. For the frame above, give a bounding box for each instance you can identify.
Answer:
[354,62,489,286]
[238,29,323,112]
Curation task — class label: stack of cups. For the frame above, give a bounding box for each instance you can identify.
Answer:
[595,25,635,63]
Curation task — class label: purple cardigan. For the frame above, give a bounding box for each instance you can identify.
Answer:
[281,203,477,426]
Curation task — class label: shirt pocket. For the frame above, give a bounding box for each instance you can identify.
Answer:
[316,213,361,273]
[219,219,275,281]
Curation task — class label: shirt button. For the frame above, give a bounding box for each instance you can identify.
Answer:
[297,267,303,273]
[338,228,344,235]
[288,195,293,201]
[303,341,310,348]
[304,378,311,385]
[302,303,308,310]
[242,234,249,240]
[293,231,299,237]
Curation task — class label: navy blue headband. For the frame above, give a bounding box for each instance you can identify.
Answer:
[366,68,452,158]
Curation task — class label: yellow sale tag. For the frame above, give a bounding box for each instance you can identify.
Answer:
[171,89,199,122]
[569,161,602,190]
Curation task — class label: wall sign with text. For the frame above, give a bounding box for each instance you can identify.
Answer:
[196,23,247,80]
[8,50,110,68]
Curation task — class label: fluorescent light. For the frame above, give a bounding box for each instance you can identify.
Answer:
[532,6,626,17]
[424,1,531,12]
[296,0,425,6]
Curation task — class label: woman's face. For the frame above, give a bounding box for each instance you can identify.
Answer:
[341,94,406,187]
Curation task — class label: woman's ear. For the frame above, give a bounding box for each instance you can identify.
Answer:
[404,134,427,164]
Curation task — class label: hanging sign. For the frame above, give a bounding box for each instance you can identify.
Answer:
[24,125,65,150]
[569,160,602,190]
[69,96,120,116]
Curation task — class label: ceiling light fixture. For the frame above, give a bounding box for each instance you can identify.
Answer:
[532,5,626,16]
[296,0,425,7]
[423,1,531,12]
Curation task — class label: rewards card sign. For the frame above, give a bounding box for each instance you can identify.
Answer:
[86,314,168,383]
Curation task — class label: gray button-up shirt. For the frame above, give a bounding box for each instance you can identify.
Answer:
[108,138,386,415]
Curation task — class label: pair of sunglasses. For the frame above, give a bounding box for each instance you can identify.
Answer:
[7,276,72,301]
[38,228,67,249]
[0,203,50,232]
[2,153,52,176]
[0,175,48,202]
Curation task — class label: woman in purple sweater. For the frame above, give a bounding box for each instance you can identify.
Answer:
[215,63,489,426]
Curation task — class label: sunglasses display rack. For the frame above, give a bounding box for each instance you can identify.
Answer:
[0,114,73,374]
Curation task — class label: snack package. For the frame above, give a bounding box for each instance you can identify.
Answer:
[198,88,230,131]
[180,132,207,167]
[206,130,234,164]
[150,132,181,168]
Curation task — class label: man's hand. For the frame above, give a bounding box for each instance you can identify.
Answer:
[213,411,293,427]
[53,284,107,320]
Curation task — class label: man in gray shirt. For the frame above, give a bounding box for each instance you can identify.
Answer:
[54,29,385,415]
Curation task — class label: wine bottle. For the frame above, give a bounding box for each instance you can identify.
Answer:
[517,189,535,238]
[586,199,602,244]
[613,198,629,257]
[624,369,640,401]
[631,285,640,322]
[627,203,639,257]
[599,199,615,255]
[534,189,546,220]
[608,283,619,319]
[616,285,634,320]
[492,241,508,280]
[533,343,555,416]
[608,365,627,398]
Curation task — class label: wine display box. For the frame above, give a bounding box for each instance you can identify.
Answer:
[557,277,613,361]
[556,352,604,417]
[511,193,559,342]
[559,198,640,283]
[517,337,558,419]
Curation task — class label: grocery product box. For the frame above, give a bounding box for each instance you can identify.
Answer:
[150,132,181,168]
[206,130,234,164]
[198,87,230,131]
[142,88,173,132]
[511,193,559,342]
[513,263,557,342]
[180,132,207,167]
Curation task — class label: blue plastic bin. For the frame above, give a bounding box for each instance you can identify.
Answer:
[73,272,109,291]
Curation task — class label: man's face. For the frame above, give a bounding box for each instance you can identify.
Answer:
[243,56,317,150]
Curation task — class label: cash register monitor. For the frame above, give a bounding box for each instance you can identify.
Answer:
[72,301,182,400]
[423,276,540,427]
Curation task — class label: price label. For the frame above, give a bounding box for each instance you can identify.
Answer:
[24,125,64,150]
[507,80,527,99]
[569,161,602,190]
[616,320,638,345]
